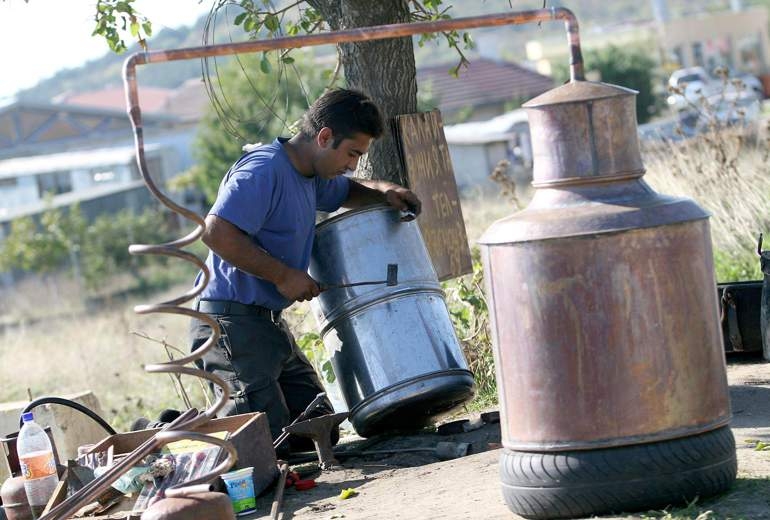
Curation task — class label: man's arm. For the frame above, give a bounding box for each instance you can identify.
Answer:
[345,179,422,219]
[201,214,320,302]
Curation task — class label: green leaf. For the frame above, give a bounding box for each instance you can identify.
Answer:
[322,360,336,384]
[130,21,139,37]
[233,12,247,26]
[142,21,152,37]
[259,54,272,74]
[281,55,295,64]
[264,13,279,33]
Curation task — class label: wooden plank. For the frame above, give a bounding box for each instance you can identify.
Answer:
[394,110,472,281]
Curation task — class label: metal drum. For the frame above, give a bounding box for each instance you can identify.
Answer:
[479,81,736,518]
[309,205,475,437]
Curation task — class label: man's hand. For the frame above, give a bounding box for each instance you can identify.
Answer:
[275,267,321,302]
[384,186,422,221]
[345,179,422,221]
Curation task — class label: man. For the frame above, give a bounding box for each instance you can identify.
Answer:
[190,88,421,451]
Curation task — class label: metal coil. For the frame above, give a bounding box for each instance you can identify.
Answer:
[38,57,237,520]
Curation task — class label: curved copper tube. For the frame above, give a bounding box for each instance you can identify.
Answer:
[41,8,584,519]
[122,8,584,80]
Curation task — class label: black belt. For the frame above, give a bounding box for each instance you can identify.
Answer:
[195,299,282,321]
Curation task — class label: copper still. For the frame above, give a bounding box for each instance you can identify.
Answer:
[478,81,736,518]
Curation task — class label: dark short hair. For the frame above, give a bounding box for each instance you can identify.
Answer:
[300,88,384,146]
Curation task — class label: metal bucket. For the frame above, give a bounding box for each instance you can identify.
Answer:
[309,205,475,437]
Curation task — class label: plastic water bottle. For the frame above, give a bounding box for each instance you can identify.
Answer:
[17,412,59,518]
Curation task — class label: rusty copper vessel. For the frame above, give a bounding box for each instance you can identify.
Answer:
[480,80,730,450]
[479,80,736,517]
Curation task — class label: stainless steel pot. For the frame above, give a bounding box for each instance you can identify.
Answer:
[310,205,475,437]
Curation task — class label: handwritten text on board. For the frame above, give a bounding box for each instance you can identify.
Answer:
[395,111,472,281]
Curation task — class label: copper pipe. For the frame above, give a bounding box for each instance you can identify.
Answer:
[41,60,233,520]
[123,8,583,77]
[44,8,584,520]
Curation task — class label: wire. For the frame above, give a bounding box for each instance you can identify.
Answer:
[20,396,117,436]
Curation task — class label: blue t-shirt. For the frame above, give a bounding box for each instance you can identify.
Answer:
[196,138,350,310]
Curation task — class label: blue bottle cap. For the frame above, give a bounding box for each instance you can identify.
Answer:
[21,412,34,423]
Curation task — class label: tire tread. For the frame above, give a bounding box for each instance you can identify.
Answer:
[500,426,737,519]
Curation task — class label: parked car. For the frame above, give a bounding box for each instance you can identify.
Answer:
[668,66,710,90]
[725,67,765,98]
[666,66,763,111]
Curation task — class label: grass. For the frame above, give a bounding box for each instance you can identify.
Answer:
[639,478,770,520]
[0,265,207,433]
[643,118,770,282]
[641,497,718,520]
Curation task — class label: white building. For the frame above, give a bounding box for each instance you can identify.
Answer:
[0,100,198,240]
[443,108,533,194]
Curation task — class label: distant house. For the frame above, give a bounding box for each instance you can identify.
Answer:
[417,58,554,123]
[443,108,533,195]
[0,99,198,244]
[54,80,211,123]
[655,5,769,76]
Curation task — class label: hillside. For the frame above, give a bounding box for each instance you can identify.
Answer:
[16,0,766,103]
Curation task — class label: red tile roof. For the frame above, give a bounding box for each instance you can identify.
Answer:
[416,58,554,113]
[161,78,210,121]
[56,86,174,113]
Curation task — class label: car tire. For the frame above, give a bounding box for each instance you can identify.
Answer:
[500,426,737,519]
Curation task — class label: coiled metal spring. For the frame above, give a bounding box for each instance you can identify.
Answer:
[39,58,236,520]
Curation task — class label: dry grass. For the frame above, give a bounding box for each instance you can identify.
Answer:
[0,280,207,432]
[459,190,521,245]
[643,118,770,281]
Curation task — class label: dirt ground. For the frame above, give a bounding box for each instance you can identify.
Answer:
[249,355,770,520]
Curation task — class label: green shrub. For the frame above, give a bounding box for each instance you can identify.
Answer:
[0,204,178,292]
[175,52,328,204]
[713,249,762,282]
[444,248,497,408]
[553,42,662,124]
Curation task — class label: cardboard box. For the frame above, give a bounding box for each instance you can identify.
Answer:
[45,413,278,518]
[86,413,277,496]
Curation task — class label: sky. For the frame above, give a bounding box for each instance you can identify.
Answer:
[0,0,212,101]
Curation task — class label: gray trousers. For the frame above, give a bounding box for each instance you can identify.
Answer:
[190,307,335,450]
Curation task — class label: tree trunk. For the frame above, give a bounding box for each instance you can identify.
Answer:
[308,0,418,184]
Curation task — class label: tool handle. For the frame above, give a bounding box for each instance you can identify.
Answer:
[270,462,290,520]
[319,280,387,291]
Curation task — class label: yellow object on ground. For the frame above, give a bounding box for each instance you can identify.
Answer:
[339,488,358,500]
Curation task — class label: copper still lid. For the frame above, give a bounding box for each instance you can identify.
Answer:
[522,80,637,108]
[479,80,709,245]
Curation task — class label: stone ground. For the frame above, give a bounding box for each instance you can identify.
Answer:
[248,355,770,520]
